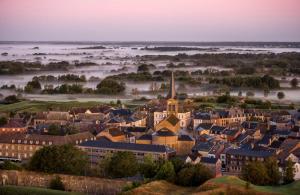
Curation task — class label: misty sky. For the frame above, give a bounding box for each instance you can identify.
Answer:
[0,0,300,42]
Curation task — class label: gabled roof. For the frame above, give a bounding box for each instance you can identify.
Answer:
[80,137,175,153]
[194,113,211,120]
[192,141,213,152]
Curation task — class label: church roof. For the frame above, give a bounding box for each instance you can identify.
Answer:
[166,114,180,126]
[156,128,177,137]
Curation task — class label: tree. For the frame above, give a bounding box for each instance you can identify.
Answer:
[139,154,158,178]
[290,78,298,88]
[0,117,7,126]
[155,161,176,182]
[25,79,41,93]
[98,153,112,177]
[242,161,269,185]
[170,157,184,174]
[108,151,138,178]
[96,79,125,94]
[47,124,61,135]
[176,164,213,187]
[137,64,149,72]
[277,92,285,100]
[29,145,88,175]
[284,159,295,184]
[49,176,65,191]
[4,95,19,104]
[265,157,281,185]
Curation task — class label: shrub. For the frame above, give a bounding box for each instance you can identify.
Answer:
[49,176,65,191]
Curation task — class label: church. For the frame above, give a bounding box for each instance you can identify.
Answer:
[137,72,195,155]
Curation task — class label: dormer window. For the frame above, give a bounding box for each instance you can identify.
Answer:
[49,141,52,145]
[36,141,39,144]
[12,140,15,143]
[18,140,21,143]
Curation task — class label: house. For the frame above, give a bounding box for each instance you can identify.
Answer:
[0,132,95,161]
[78,137,176,165]
[225,146,276,175]
[96,127,126,142]
[34,111,71,128]
[0,118,28,134]
[185,153,201,164]
[201,157,222,177]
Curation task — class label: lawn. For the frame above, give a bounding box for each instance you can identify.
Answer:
[0,185,81,195]
[210,176,300,195]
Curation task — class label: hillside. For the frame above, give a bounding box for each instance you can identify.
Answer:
[123,176,300,195]
[0,185,81,195]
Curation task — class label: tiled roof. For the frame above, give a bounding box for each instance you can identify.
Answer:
[211,126,226,132]
[108,128,124,137]
[79,137,175,153]
[192,142,213,152]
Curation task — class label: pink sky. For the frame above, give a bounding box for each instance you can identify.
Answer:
[0,0,299,41]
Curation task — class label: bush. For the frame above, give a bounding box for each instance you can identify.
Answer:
[0,160,22,170]
[49,176,65,191]
[177,164,213,186]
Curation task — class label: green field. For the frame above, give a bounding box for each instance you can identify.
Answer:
[0,185,81,195]
[210,176,300,195]
[0,100,143,113]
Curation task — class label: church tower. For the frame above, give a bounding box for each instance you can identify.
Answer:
[166,72,178,116]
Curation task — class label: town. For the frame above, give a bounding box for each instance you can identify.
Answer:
[0,72,299,194]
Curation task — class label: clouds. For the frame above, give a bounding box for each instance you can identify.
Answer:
[0,0,299,41]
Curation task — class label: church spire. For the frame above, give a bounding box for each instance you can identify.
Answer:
[167,71,176,99]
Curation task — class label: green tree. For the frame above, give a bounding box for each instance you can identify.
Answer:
[96,79,125,94]
[108,151,138,178]
[47,124,61,135]
[177,164,213,187]
[0,117,7,126]
[155,161,176,182]
[25,79,41,92]
[170,157,184,174]
[98,153,112,177]
[139,154,158,178]
[290,78,298,88]
[284,159,295,184]
[29,145,88,175]
[49,176,65,191]
[242,161,269,185]
[277,91,285,100]
[265,157,281,185]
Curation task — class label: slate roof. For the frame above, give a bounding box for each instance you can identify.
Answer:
[196,123,213,130]
[156,128,177,137]
[210,126,226,133]
[192,142,213,152]
[226,147,275,158]
[79,137,176,153]
[194,113,211,120]
[111,109,132,117]
[178,134,194,141]
[124,126,148,133]
[200,157,218,164]
[138,134,152,140]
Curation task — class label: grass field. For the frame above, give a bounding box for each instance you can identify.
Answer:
[0,100,143,113]
[123,176,300,195]
[0,185,81,195]
[209,176,300,195]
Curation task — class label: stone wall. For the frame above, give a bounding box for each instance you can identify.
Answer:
[0,170,131,195]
